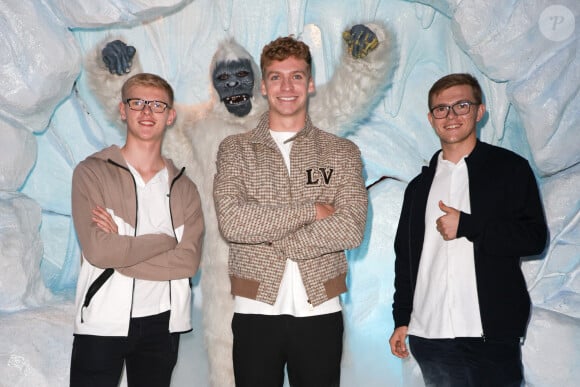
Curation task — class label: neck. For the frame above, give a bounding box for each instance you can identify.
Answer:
[441,138,477,164]
[268,111,306,132]
[121,140,165,181]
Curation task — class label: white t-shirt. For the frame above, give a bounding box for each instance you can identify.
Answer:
[234,130,341,317]
[408,153,483,338]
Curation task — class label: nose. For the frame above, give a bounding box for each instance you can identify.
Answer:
[281,77,292,90]
[227,80,239,87]
[141,103,153,114]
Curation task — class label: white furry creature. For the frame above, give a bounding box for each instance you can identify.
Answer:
[84,22,395,387]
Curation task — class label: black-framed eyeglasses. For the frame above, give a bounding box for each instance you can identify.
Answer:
[125,98,170,113]
[430,101,478,119]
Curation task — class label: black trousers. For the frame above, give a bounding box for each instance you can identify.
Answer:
[70,311,180,387]
[409,335,523,387]
[232,312,344,387]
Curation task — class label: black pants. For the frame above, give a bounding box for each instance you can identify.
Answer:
[70,311,180,387]
[409,335,523,387]
[232,312,343,387]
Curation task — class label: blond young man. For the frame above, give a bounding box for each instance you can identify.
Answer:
[70,73,204,387]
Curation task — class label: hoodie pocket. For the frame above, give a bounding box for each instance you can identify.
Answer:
[81,268,114,322]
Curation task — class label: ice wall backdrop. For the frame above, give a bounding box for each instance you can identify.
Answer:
[0,0,578,386]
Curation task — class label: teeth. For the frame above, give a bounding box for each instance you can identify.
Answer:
[225,94,249,104]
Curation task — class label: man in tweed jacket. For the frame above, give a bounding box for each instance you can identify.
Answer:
[213,36,368,387]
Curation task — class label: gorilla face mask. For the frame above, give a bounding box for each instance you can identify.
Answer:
[213,58,254,117]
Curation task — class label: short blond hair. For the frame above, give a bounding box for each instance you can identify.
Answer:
[121,73,174,106]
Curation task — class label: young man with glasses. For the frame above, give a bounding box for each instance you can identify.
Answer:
[389,73,547,386]
[213,37,368,387]
[69,73,204,387]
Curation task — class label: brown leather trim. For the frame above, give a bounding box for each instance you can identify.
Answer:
[324,272,347,299]
[230,275,260,300]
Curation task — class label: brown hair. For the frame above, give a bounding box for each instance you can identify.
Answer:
[121,73,174,106]
[428,73,483,108]
[260,36,312,79]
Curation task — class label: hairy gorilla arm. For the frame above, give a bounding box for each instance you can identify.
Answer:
[83,40,142,128]
[85,22,394,132]
[310,22,395,134]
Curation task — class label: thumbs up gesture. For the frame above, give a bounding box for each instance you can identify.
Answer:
[436,201,460,240]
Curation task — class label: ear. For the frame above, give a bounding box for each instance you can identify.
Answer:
[308,77,315,94]
[427,112,435,128]
[166,108,177,126]
[476,103,486,123]
[260,79,267,96]
[119,101,127,121]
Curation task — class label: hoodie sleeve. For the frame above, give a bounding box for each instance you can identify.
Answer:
[117,176,204,280]
[71,159,178,269]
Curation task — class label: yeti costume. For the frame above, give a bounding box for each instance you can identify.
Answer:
[84,22,395,386]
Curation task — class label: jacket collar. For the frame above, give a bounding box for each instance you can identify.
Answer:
[250,112,315,146]
[427,139,483,170]
[91,145,182,182]
[464,139,485,165]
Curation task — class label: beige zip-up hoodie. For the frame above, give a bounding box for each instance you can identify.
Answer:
[72,145,204,336]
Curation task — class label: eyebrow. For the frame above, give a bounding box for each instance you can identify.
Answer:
[266,70,307,77]
[432,99,472,107]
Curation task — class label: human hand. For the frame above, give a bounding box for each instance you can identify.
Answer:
[342,24,379,59]
[315,203,335,220]
[389,326,409,358]
[102,40,136,75]
[92,206,118,234]
[436,200,459,240]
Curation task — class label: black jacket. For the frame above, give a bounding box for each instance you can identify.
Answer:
[392,140,547,338]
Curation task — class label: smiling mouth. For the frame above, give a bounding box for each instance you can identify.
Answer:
[224,94,250,105]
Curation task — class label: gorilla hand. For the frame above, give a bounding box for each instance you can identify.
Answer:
[101,40,136,76]
[343,24,379,59]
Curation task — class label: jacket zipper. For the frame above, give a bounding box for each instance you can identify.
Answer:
[82,160,138,325]
[166,167,185,320]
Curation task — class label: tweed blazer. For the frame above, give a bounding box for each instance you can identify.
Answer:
[214,113,368,306]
